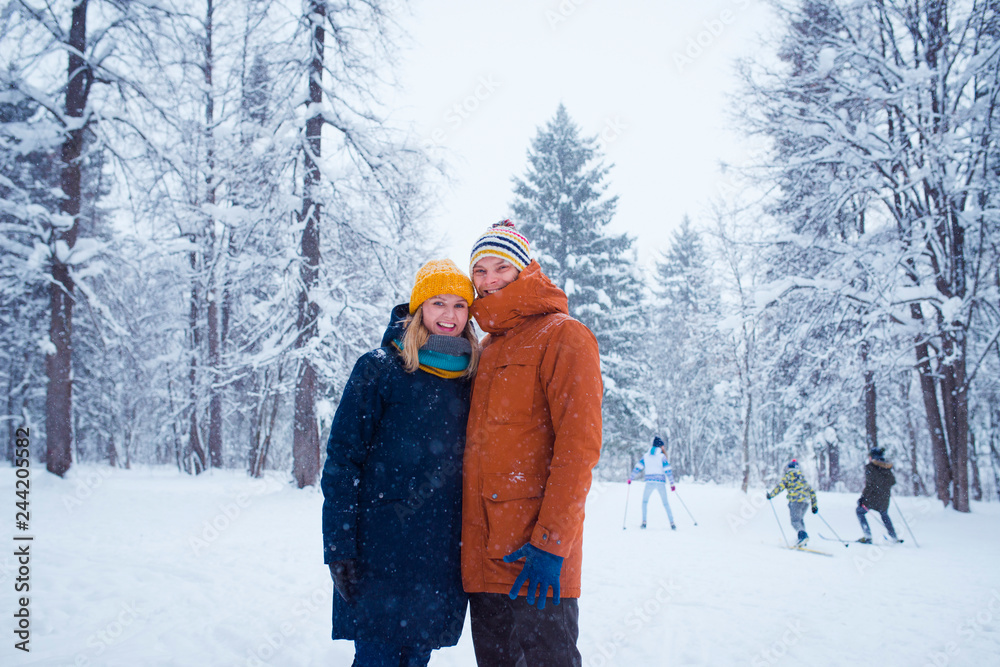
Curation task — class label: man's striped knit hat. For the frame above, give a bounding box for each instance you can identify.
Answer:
[470,219,531,273]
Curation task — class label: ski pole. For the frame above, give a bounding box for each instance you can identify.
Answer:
[622,480,632,530]
[817,512,849,548]
[768,497,789,547]
[672,488,698,526]
[893,501,920,548]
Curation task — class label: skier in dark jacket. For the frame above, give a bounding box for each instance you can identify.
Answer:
[321,259,479,666]
[856,447,901,544]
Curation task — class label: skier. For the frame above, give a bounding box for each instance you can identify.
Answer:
[628,435,677,530]
[766,460,818,547]
[321,259,479,666]
[463,219,603,667]
[856,447,901,544]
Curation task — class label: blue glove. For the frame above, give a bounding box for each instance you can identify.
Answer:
[503,543,563,610]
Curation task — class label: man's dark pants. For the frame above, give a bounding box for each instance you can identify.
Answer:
[469,592,581,667]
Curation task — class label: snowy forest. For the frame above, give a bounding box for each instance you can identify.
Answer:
[3,0,1000,514]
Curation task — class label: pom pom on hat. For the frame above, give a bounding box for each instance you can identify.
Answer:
[409,259,475,314]
[787,459,799,469]
[470,219,531,273]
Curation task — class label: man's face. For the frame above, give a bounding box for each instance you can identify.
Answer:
[472,256,520,297]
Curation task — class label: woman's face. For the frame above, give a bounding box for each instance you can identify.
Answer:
[421,294,470,337]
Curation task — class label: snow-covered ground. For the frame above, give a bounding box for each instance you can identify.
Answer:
[4,465,999,666]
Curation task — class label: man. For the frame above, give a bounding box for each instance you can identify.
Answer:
[628,435,677,530]
[462,219,603,667]
[856,447,901,544]
[766,459,818,547]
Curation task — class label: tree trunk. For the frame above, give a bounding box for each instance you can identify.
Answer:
[864,370,877,451]
[928,1,970,513]
[940,342,970,512]
[969,431,982,502]
[989,407,1000,503]
[292,2,325,489]
[107,436,117,468]
[740,391,752,493]
[903,377,927,496]
[204,0,223,469]
[47,0,91,477]
[912,305,951,505]
[828,440,840,489]
[187,249,207,474]
[249,367,282,478]
[861,341,877,451]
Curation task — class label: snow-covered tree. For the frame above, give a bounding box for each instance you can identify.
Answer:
[0,0,177,475]
[1,0,432,484]
[510,104,652,469]
[648,216,730,480]
[0,92,57,459]
[740,0,1000,510]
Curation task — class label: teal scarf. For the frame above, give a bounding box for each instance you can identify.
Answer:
[392,335,471,378]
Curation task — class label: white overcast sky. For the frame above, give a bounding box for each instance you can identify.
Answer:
[390,0,776,269]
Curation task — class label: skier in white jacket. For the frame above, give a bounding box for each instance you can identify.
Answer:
[628,436,676,530]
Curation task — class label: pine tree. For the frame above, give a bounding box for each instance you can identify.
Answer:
[511,104,651,470]
[649,216,727,479]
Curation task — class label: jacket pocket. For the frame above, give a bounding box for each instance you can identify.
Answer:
[486,364,537,424]
[360,477,418,531]
[483,473,546,558]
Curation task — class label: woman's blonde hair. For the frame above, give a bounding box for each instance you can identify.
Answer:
[400,304,480,377]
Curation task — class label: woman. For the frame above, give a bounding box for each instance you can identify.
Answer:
[321,259,479,666]
[627,436,677,530]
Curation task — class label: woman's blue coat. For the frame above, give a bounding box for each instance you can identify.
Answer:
[321,304,470,648]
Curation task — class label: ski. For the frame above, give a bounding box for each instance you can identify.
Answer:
[784,544,833,557]
[853,536,903,545]
[818,533,852,547]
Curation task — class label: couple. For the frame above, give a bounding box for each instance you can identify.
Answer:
[320,220,603,667]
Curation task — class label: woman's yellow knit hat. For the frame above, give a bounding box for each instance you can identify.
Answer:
[409,259,475,314]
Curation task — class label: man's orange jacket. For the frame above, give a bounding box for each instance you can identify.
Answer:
[462,261,603,598]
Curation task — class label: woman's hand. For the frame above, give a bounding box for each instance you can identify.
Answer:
[329,559,359,604]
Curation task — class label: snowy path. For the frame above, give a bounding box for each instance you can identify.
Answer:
[3,466,998,666]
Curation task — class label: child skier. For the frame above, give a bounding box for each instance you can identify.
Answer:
[628,436,677,530]
[856,447,901,544]
[766,460,818,547]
